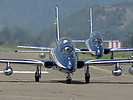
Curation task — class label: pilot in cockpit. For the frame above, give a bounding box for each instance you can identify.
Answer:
[93,38,102,46]
[60,40,74,57]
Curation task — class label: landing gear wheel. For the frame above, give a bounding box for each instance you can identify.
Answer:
[110,52,114,59]
[66,75,72,84]
[35,65,41,82]
[85,65,90,83]
[66,79,71,84]
[35,72,40,82]
[85,73,90,83]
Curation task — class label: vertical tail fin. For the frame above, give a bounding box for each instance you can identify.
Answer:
[89,8,93,34]
[55,5,60,42]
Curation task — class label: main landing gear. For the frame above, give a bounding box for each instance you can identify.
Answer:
[66,73,72,84]
[85,65,90,83]
[110,52,114,59]
[35,65,41,82]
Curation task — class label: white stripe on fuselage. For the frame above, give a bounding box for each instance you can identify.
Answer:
[50,49,66,69]
[86,40,91,51]
[86,40,95,55]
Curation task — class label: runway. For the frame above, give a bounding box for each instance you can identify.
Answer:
[0,52,133,100]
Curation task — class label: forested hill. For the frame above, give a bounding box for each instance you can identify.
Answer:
[0,1,133,47]
[41,2,133,47]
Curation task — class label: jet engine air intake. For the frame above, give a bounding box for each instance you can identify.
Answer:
[104,48,110,54]
[77,61,84,69]
[44,61,54,68]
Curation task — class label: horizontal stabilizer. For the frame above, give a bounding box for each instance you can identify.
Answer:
[18,46,53,50]
[75,51,95,54]
[72,40,86,43]
[15,50,50,53]
[103,40,120,42]
[110,48,133,52]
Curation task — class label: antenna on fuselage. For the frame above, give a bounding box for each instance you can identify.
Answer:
[55,5,60,42]
[88,8,93,34]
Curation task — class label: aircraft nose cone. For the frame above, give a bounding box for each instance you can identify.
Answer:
[96,50,102,58]
[96,52,101,56]
[67,57,75,72]
[67,65,73,71]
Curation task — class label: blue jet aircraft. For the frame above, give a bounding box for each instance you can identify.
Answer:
[1,6,133,84]
[2,5,93,84]
[73,8,133,59]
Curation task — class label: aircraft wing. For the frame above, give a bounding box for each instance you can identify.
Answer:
[0,58,44,65]
[110,48,133,52]
[0,71,49,74]
[18,46,53,50]
[85,58,133,65]
[0,59,56,67]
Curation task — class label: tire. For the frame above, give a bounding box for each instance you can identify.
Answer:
[35,72,40,82]
[66,79,71,84]
[85,73,90,83]
[66,76,72,84]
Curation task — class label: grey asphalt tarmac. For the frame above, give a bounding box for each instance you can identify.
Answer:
[0,52,133,100]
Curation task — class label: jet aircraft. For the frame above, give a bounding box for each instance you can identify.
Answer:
[73,8,133,59]
[1,6,133,84]
[1,5,93,84]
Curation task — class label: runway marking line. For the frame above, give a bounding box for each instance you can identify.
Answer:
[90,65,112,74]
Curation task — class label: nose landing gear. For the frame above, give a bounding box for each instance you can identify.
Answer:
[35,65,41,82]
[66,74,72,84]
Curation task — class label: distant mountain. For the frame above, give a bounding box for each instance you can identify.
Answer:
[0,0,132,30]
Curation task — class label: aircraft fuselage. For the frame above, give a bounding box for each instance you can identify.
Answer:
[86,32,103,58]
[50,37,77,74]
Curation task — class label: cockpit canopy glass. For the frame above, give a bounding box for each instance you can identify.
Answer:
[57,37,75,57]
[90,32,103,46]
[60,46,74,57]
